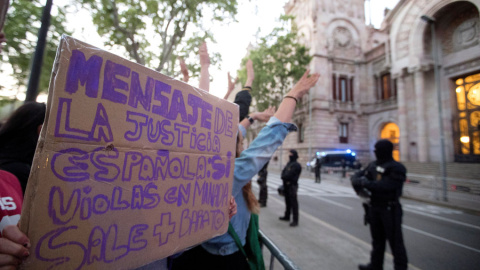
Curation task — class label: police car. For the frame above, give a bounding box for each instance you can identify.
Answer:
[306,150,357,172]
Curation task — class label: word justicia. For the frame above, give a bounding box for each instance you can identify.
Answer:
[61,49,235,140]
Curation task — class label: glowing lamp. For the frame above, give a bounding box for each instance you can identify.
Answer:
[460,136,470,143]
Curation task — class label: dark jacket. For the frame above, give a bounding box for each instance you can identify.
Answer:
[354,160,407,205]
[281,161,302,186]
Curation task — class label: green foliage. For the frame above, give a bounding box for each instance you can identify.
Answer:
[80,0,237,78]
[237,15,311,111]
[1,1,71,95]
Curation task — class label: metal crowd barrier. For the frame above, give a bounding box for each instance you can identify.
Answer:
[259,230,300,270]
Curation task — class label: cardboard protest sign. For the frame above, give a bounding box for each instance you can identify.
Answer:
[19,35,239,270]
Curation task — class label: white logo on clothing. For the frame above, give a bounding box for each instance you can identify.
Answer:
[0,197,17,211]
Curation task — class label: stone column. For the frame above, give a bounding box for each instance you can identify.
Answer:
[395,73,408,161]
[413,67,428,162]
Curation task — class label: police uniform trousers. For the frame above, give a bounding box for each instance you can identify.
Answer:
[258,176,268,205]
[283,184,298,222]
[368,202,408,270]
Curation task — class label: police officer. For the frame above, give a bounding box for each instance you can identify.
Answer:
[351,140,408,270]
[314,156,321,183]
[279,149,301,227]
[257,161,269,207]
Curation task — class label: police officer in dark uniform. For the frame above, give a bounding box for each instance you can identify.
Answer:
[279,149,302,227]
[314,156,321,183]
[351,139,408,270]
[257,161,269,207]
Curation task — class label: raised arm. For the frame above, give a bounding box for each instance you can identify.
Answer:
[239,106,276,130]
[224,59,253,100]
[233,70,319,195]
[179,57,189,83]
[223,72,238,100]
[244,59,254,88]
[274,69,320,123]
[198,42,210,92]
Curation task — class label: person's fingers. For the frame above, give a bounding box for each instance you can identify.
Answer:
[300,69,310,81]
[0,238,29,262]
[2,226,30,249]
[0,254,21,269]
[199,42,207,51]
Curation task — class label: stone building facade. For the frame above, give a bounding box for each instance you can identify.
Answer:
[268,0,480,171]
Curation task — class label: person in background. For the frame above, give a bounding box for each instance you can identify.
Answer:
[224,59,254,121]
[0,102,46,193]
[0,102,46,269]
[172,70,320,269]
[314,155,321,183]
[341,158,347,178]
[279,149,302,227]
[351,139,408,270]
[256,161,269,207]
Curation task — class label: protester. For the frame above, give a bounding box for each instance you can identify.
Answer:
[351,139,408,270]
[341,158,347,178]
[314,155,321,183]
[257,161,269,207]
[172,70,320,269]
[224,59,254,121]
[0,102,46,269]
[0,102,46,193]
[279,149,302,227]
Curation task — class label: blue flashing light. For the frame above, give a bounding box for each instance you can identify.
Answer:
[316,152,320,156]
[346,149,352,153]
[321,152,326,156]
[352,152,356,156]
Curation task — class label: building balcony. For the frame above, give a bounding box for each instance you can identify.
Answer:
[328,100,356,113]
[361,97,398,114]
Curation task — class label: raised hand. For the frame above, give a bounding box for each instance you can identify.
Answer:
[245,59,254,87]
[198,42,210,92]
[250,106,276,123]
[179,57,189,83]
[286,69,320,100]
[199,42,210,68]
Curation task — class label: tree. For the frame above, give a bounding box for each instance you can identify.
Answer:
[237,15,312,112]
[1,1,71,98]
[80,0,237,78]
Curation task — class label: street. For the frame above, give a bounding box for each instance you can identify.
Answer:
[254,171,480,270]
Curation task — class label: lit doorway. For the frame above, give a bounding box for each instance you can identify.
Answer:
[380,123,400,161]
[454,72,480,162]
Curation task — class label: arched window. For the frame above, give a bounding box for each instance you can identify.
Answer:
[454,73,480,161]
[380,123,400,161]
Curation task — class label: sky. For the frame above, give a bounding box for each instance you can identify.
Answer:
[204,0,400,98]
[1,0,400,102]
